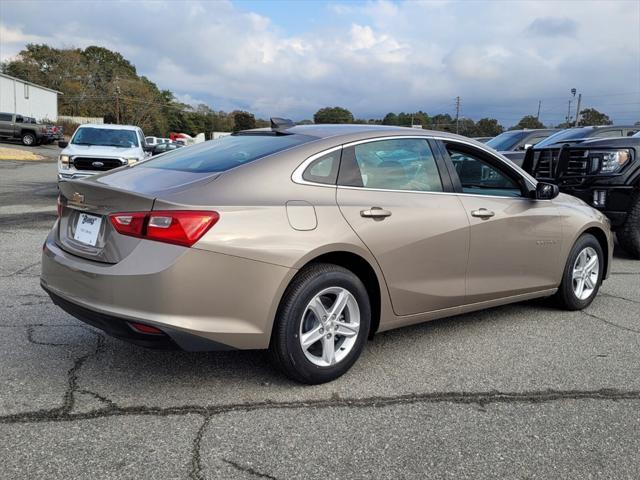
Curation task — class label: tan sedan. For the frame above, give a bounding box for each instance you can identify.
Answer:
[42,123,613,384]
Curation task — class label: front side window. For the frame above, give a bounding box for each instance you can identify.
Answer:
[72,128,139,148]
[15,115,24,123]
[447,146,522,197]
[0,113,12,121]
[302,150,340,184]
[339,138,443,192]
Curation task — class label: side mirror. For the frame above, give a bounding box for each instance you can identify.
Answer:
[535,182,559,200]
[58,140,68,148]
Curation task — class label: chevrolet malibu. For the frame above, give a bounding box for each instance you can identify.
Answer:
[42,123,613,384]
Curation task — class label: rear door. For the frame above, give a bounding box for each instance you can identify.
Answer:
[0,113,14,137]
[336,137,469,316]
[437,140,563,303]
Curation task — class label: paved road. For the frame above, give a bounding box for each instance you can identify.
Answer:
[1,160,639,479]
[0,139,61,160]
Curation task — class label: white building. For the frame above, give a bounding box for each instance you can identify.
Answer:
[0,73,61,122]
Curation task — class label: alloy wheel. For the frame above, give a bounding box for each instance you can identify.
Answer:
[572,246,599,300]
[299,287,360,367]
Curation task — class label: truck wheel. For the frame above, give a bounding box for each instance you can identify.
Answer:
[21,132,36,146]
[618,193,640,259]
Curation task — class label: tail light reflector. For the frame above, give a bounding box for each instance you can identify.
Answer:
[129,322,164,335]
[109,210,219,247]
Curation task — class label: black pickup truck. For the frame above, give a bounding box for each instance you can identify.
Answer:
[523,127,640,258]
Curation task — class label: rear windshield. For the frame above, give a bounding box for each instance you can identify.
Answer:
[140,133,314,173]
[535,128,594,148]
[486,131,524,151]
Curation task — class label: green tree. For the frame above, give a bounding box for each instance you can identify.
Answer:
[232,111,256,132]
[430,114,454,132]
[313,107,354,124]
[578,108,612,126]
[382,112,398,125]
[511,115,545,130]
[475,118,503,137]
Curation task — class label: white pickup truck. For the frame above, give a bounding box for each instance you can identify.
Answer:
[57,124,152,180]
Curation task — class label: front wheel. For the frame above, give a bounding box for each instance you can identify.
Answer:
[555,233,603,310]
[617,194,640,259]
[269,263,371,384]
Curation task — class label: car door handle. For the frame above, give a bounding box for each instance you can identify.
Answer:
[360,207,392,218]
[471,208,495,219]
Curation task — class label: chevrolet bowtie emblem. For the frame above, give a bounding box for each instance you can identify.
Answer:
[71,192,85,204]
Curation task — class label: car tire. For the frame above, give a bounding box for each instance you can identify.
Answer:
[617,193,640,259]
[269,263,371,384]
[555,233,604,310]
[21,132,36,146]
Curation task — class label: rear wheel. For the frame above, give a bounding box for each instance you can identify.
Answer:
[21,132,36,146]
[555,233,603,310]
[269,263,371,384]
[617,193,640,259]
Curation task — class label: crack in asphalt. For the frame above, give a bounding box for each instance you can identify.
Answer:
[26,324,70,346]
[611,272,640,275]
[222,459,278,480]
[189,415,211,480]
[582,310,640,335]
[600,292,640,305]
[1,388,639,426]
[0,262,40,278]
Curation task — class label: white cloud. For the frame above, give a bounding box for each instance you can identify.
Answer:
[1,0,638,126]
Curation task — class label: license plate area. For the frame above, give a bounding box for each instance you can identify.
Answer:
[73,213,103,246]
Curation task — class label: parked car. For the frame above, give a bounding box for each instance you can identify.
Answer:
[57,124,153,180]
[0,112,49,146]
[151,142,184,156]
[145,136,172,146]
[42,123,612,384]
[523,130,640,258]
[486,129,559,165]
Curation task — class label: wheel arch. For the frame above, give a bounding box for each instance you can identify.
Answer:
[277,248,388,338]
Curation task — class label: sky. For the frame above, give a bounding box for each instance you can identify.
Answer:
[1,0,639,127]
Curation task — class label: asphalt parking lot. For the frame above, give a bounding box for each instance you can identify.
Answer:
[1,156,639,479]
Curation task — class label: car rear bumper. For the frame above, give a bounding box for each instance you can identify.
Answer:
[41,228,295,350]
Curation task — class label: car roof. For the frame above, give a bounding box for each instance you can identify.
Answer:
[242,124,472,143]
[77,123,140,131]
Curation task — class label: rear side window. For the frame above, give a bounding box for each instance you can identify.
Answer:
[302,150,340,184]
[141,134,314,173]
[339,138,443,192]
[0,113,12,121]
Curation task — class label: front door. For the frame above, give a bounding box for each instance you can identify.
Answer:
[440,140,563,303]
[336,137,469,316]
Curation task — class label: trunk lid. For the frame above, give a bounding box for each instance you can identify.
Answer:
[56,166,222,263]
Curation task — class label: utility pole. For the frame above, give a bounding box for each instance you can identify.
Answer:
[536,100,542,121]
[455,96,460,134]
[115,76,121,124]
[573,93,582,127]
[566,100,572,125]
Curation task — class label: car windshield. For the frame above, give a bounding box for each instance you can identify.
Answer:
[535,128,594,148]
[140,133,315,173]
[72,128,139,148]
[633,131,640,138]
[485,131,524,151]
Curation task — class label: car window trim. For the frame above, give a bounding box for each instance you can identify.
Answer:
[291,135,537,194]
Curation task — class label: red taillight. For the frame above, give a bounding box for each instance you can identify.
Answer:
[109,210,219,247]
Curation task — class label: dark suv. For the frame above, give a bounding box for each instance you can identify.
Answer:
[523,126,640,258]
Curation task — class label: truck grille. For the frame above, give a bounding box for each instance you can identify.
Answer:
[533,149,559,179]
[73,157,124,171]
[564,150,590,176]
